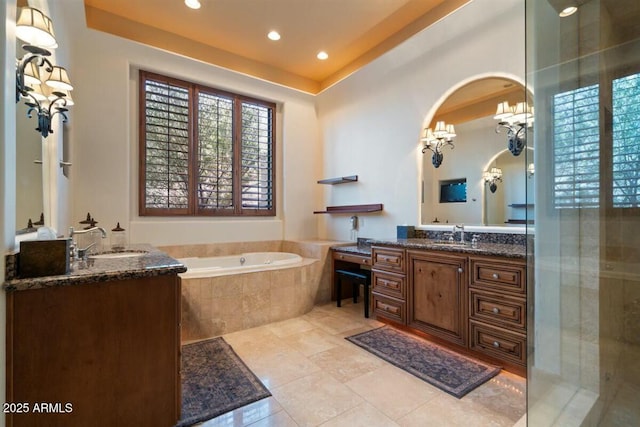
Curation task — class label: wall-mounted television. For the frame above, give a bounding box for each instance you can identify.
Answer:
[439,178,467,203]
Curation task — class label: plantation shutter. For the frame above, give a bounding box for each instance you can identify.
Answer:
[197,90,235,212]
[141,73,191,214]
[612,72,640,208]
[139,70,276,216]
[240,100,274,212]
[552,83,600,208]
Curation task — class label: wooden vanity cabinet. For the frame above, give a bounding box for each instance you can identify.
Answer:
[468,256,527,371]
[407,250,468,347]
[371,246,407,324]
[6,275,181,427]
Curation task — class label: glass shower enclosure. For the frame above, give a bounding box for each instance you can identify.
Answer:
[527,0,640,425]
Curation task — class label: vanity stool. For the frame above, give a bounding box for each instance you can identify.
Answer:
[335,269,371,318]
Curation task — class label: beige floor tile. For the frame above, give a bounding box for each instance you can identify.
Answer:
[200,397,283,427]
[397,393,514,427]
[464,372,526,423]
[319,402,400,427]
[346,364,439,420]
[244,346,322,389]
[272,371,364,426]
[280,328,344,357]
[266,318,316,338]
[307,312,368,335]
[309,345,385,383]
[212,301,525,427]
[246,409,299,427]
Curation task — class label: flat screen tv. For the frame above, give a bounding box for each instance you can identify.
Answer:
[439,178,467,203]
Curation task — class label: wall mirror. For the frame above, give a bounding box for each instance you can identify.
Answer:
[420,76,532,228]
[16,60,44,234]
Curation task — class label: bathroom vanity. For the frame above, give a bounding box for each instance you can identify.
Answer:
[335,238,527,377]
[3,245,186,427]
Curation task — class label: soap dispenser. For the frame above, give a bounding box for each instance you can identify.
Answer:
[111,222,127,250]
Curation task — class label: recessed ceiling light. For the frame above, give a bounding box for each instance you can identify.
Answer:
[559,6,577,17]
[317,51,329,60]
[185,0,201,10]
[267,31,281,41]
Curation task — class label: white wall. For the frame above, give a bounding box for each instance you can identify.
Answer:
[315,0,526,240]
[53,0,321,246]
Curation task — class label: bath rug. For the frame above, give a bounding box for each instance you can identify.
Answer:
[345,326,501,398]
[177,337,271,427]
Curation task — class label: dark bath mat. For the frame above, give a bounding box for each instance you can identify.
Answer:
[177,337,271,427]
[346,326,501,398]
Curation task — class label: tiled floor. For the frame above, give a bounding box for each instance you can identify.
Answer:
[198,301,526,427]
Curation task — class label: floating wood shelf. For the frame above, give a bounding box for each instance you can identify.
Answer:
[317,175,358,185]
[314,203,383,214]
[505,219,535,224]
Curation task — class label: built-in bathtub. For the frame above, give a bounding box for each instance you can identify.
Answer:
[178,252,303,279]
[176,247,324,342]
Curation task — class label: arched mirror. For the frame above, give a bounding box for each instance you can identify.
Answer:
[420,77,532,227]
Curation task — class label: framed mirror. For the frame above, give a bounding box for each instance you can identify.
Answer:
[420,76,532,229]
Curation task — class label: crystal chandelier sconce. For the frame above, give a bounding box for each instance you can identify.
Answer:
[15,7,74,138]
[421,121,456,168]
[483,167,503,193]
[494,101,533,156]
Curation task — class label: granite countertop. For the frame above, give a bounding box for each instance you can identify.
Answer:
[331,244,372,256]
[3,244,186,292]
[332,239,525,259]
[368,238,526,259]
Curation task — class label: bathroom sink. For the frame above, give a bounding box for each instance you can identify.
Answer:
[89,250,148,259]
[430,242,470,249]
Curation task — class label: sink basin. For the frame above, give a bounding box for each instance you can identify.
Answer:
[430,242,470,249]
[89,251,148,259]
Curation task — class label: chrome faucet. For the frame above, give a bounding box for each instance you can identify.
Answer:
[69,226,107,260]
[454,224,465,244]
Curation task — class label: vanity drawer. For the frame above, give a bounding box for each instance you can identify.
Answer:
[470,289,526,330]
[470,258,526,295]
[372,270,405,300]
[333,251,371,266]
[372,293,406,324]
[372,247,406,273]
[469,320,526,365]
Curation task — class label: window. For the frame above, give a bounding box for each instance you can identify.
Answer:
[139,70,275,216]
[552,72,640,210]
[612,73,640,208]
[552,83,600,208]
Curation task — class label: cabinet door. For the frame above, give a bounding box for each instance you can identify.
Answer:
[408,251,467,346]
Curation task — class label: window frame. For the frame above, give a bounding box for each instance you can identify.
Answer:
[138,70,276,217]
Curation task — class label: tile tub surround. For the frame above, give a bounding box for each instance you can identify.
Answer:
[161,240,344,341]
[3,244,186,291]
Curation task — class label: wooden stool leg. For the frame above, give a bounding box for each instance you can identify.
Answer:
[336,275,342,307]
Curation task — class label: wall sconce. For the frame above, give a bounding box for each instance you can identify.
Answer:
[421,121,456,168]
[494,101,533,156]
[15,7,73,138]
[483,167,503,193]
